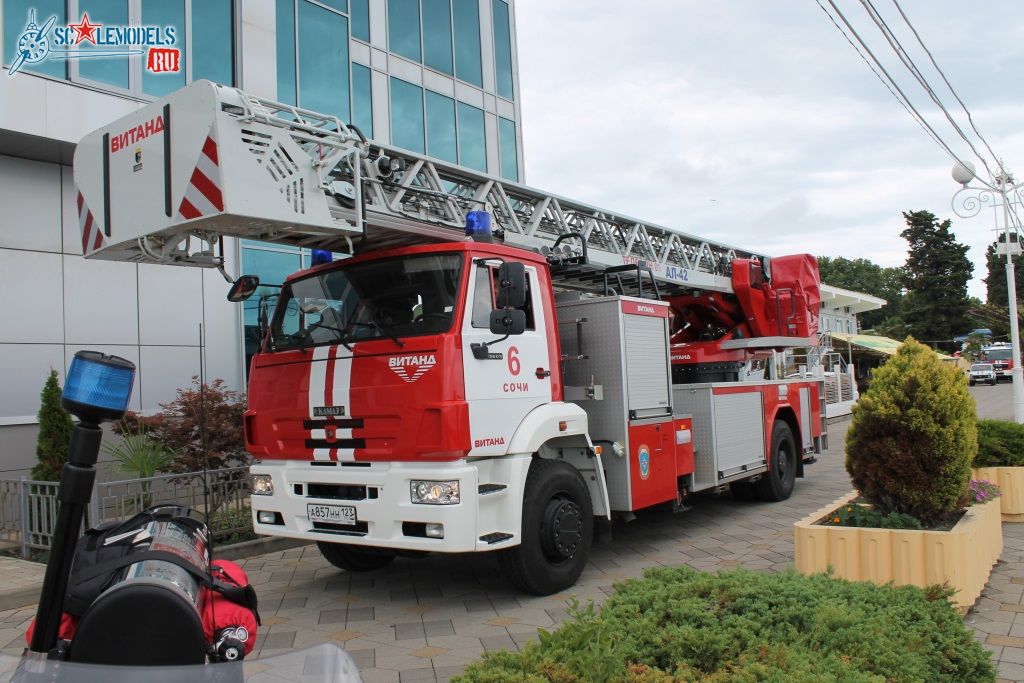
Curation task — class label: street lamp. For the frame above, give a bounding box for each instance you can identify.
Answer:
[952,160,1024,423]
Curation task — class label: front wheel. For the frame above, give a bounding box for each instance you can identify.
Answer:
[499,459,593,595]
[756,420,798,502]
[317,541,396,572]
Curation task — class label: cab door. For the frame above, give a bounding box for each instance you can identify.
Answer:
[461,259,552,456]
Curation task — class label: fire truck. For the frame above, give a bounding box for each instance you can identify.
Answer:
[73,81,825,594]
[982,342,1015,381]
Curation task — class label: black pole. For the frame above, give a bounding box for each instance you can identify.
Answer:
[29,423,103,655]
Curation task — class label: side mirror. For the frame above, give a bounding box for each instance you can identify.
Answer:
[490,308,526,336]
[227,275,260,302]
[496,262,527,309]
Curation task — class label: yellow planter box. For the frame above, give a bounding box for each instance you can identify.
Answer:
[794,491,1003,609]
[973,466,1024,521]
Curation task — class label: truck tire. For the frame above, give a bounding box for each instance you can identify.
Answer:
[317,541,396,572]
[499,458,593,595]
[756,421,797,502]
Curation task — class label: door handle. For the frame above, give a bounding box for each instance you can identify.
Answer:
[535,368,551,379]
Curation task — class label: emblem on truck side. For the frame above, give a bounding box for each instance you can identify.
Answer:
[388,354,437,383]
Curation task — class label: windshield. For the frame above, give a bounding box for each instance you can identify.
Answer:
[972,364,993,371]
[985,349,1012,361]
[269,253,463,351]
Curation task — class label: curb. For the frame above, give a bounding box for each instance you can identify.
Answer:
[0,537,312,612]
[212,536,313,561]
[0,587,42,612]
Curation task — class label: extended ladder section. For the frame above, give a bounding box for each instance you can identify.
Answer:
[74,80,765,296]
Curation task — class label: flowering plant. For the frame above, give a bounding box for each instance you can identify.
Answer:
[968,479,1001,505]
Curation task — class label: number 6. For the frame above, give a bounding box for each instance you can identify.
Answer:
[508,346,521,376]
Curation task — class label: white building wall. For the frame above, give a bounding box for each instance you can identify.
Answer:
[0,0,522,477]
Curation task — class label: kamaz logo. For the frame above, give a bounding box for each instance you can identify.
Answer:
[388,354,436,383]
[313,406,345,417]
[636,305,656,314]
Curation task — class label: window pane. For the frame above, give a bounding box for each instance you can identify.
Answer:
[390,77,424,153]
[142,0,186,96]
[499,116,517,181]
[457,102,486,172]
[387,0,420,62]
[351,0,369,41]
[491,0,513,99]
[425,91,456,163]
[471,266,494,328]
[275,0,296,104]
[352,63,373,138]
[422,0,453,75]
[74,0,129,89]
[298,1,349,120]
[193,0,234,85]
[3,0,66,79]
[452,0,481,86]
[319,0,348,11]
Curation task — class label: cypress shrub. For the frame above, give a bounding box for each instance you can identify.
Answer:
[975,419,1024,467]
[845,338,976,524]
[31,369,74,481]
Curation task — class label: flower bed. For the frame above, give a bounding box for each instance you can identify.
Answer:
[794,490,1002,609]
[974,418,1024,520]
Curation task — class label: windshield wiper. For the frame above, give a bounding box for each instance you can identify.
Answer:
[340,320,405,348]
[291,320,353,352]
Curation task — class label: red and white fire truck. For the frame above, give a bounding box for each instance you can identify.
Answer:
[74,81,826,594]
[982,342,1015,381]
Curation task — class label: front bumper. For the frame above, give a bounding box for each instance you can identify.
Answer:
[250,456,530,553]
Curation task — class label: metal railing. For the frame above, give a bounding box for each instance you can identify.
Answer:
[0,467,251,558]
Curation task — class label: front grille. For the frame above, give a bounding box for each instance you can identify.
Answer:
[307,483,369,500]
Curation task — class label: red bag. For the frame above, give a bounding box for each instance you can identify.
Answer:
[201,559,259,660]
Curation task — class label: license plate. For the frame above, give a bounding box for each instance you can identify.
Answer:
[307,503,356,525]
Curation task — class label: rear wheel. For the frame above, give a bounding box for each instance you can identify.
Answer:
[756,421,798,502]
[500,459,593,595]
[317,541,396,572]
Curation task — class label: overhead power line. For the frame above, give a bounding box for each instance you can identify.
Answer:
[858,0,997,181]
[815,0,986,181]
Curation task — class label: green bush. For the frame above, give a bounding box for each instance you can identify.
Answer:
[32,369,74,481]
[845,338,976,524]
[453,567,993,682]
[975,419,1024,467]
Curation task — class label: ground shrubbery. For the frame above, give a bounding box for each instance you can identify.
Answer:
[845,338,976,525]
[975,419,1024,467]
[453,566,993,682]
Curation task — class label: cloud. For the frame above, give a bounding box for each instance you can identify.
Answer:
[515,1,1024,300]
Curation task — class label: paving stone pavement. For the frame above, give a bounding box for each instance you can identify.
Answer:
[2,386,1023,681]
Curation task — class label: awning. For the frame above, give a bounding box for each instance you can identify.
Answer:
[830,332,955,360]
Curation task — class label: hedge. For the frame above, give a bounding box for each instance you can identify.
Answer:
[453,567,993,682]
[976,419,1024,467]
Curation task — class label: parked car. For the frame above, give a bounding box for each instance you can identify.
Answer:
[969,363,998,386]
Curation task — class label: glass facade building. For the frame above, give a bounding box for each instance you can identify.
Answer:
[0,0,523,468]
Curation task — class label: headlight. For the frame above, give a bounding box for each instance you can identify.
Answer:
[410,480,460,505]
[252,474,274,496]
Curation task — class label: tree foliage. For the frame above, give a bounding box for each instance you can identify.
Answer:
[845,338,976,524]
[115,377,248,473]
[816,256,905,330]
[32,370,74,481]
[900,210,973,344]
[983,238,1024,309]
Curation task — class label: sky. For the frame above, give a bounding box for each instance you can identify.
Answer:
[513,1,1024,300]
